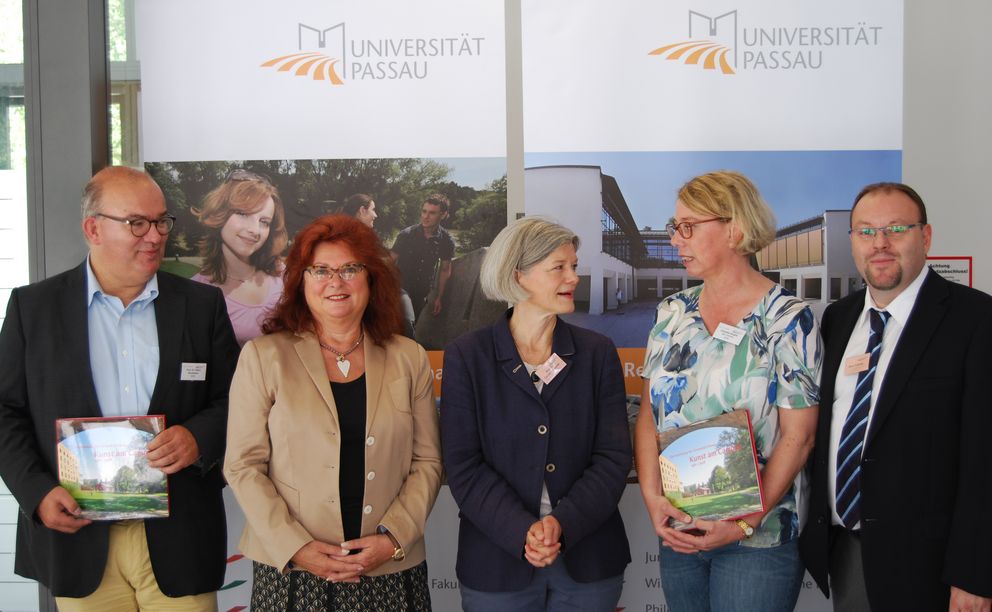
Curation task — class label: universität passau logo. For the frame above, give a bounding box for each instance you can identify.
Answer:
[648,9,885,75]
[261,22,486,86]
[262,24,347,85]
[649,10,738,75]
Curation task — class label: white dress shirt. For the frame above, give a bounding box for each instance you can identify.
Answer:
[827,265,929,527]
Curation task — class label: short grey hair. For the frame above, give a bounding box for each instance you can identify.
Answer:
[81,178,102,219]
[480,217,580,304]
[80,166,152,220]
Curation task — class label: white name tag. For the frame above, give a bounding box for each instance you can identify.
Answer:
[535,353,566,385]
[181,363,207,381]
[713,322,747,346]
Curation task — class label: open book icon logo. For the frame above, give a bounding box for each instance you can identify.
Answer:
[648,10,738,75]
[261,22,347,86]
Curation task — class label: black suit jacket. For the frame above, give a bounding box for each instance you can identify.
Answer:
[0,262,240,598]
[800,270,992,610]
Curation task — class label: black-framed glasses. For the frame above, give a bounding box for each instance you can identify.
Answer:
[224,169,273,186]
[94,213,176,237]
[665,217,730,239]
[305,263,366,282]
[848,223,925,240]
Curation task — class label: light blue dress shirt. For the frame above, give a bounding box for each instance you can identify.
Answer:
[86,258,160,417]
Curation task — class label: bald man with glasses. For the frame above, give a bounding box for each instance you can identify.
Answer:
[0,166,240,610]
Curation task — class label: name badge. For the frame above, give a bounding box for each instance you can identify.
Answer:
[713,322,747,346]
[181,363,207,381]
[535,353,566,385]
[844,354,870,376]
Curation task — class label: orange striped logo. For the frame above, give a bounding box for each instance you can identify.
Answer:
[260,51,344,85]
[648,40,735,75]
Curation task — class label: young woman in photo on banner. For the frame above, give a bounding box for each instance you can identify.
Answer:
[191,169,288,346]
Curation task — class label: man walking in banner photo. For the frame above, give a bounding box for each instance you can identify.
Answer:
[0,167,240,610]
[799,182,992,612]
[390,193,455,323]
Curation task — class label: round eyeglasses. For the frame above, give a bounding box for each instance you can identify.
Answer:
[94,213,176,237]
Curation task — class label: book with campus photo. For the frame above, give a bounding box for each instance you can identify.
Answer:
[656,409,764,530]
[55,415,170,520]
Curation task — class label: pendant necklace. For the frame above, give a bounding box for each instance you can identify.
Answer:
[319,331,364,377]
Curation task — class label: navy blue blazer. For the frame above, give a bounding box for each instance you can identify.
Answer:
[440,310,631,592]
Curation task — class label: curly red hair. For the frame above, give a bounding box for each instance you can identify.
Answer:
[262,215,404,345]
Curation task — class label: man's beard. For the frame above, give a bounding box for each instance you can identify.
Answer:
[864,263,902,292]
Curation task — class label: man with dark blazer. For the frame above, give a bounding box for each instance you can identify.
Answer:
[800,182,992,611]
[0,167,240,609]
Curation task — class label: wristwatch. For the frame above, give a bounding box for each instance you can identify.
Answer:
[734,519,754,539]
[377,526,406,561]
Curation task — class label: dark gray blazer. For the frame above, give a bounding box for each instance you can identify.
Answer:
[0,262,239,597]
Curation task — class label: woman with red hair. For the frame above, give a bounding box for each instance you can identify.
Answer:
[224,215,442,611]
[191,169,288,345]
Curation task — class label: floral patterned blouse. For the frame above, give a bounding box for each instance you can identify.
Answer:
[643,283,822,548]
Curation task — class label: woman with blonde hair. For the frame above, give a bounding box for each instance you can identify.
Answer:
[635,171,821,611]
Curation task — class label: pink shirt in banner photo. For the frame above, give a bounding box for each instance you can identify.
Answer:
[192,272,283,346]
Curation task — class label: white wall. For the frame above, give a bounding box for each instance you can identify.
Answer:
[903,1,992,293]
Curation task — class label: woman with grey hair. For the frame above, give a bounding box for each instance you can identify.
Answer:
[440,217,632,611]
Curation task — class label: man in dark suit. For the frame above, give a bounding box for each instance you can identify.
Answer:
[800,182,992,611]
[0,167,239,609]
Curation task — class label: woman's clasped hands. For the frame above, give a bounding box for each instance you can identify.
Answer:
[289,535,396,584]
[524,515,562,568]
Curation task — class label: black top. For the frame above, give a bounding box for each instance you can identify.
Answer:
[330,374,367,543]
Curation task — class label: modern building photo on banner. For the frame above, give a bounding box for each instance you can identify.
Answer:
[135,1,507,609]
[522,1,902,610]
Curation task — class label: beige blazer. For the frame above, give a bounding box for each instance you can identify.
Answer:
[224,330,442,576]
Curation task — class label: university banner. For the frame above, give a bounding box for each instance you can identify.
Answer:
[135,2,506,609]
[521,1,902,609]
[522,0,902,383]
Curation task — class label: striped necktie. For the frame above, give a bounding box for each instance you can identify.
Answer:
[835,308,890,529]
